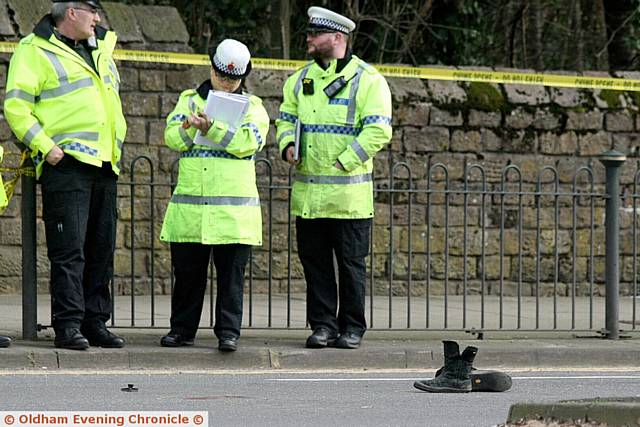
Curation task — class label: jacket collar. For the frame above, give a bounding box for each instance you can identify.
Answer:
[314,50,353,73]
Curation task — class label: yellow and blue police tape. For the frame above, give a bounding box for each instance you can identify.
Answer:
[1,41,640,91]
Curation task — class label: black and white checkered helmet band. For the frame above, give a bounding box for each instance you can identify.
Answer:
[213,54,245,76]
[309,17,350,33]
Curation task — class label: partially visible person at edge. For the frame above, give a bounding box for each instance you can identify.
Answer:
[275,7,392,349]
[4,0,126,350]
[0,146,11,348]
[159,39,269,352]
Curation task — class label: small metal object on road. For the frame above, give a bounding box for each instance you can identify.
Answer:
[121,384,138,392]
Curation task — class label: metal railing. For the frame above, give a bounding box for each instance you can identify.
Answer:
[19,150,636,339]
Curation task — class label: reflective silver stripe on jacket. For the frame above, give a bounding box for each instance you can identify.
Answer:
[51,131,99,143]
[350,139,369,162]
[171,194,260,206]
[22,122,44,147]
[6,89,36,103]
[188,96,197,114]
[179,127,194,148]
[218,128,236,148]
[294,64,312,97]
[294,173,372,185]
[38,50,93,100]
[346,64,367,126]
[278,129,294,144]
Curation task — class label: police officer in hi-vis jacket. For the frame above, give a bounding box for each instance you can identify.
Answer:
[4,0,126,350]
[159,39,269,352]
[276,7,392,349]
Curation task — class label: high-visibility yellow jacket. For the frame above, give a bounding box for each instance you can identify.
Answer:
[4,16,126,179]
[276,54,392,219]
[0,147,7,210]
[160,81,269,246]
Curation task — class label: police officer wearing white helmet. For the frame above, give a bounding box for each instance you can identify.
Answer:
[276,7,392,349]
[159,39,269,352]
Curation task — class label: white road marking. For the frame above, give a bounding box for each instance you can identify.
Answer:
[268,375,640,382]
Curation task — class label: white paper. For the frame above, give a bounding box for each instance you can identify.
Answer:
[293,119,302,161]
[194,90,250,147]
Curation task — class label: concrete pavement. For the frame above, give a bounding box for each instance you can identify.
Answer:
[0,293,639,371]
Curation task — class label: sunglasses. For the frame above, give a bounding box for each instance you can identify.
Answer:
[306,29,337,37]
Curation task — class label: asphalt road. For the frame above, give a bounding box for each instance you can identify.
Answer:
[0,370,639,427]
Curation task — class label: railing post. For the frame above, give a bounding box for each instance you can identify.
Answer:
[599,150,626,340]
[21,159,38,340]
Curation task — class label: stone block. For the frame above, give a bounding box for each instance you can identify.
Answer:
[566,110,603,130]
[121,93,159,117]
[539,131,578,155]
[605,112,634,132]
[505,107,534,129]
[578,131,611,156]
[468,110,501,128]
[503,83,550,105]
[7,0,49,37]
[0,245,21,276]
[427,79,466,104]
[0,0,15,36]
[102,2,144,43]
[245,70,289,98]
[387,77,429,102]
[450,130,482,152]
[131,6,189,43]
[403,126,448,153]
[532,109,561,130]
[124,117,147,144]
[394,102,429,126]
[160,93,179,118]
[480,128,501,151]
[148,119,166,146]
[117,67,139,92]
[429,107,463,126]
[140,70,166,92]
[612,132,640,155]
[549,87,587,107]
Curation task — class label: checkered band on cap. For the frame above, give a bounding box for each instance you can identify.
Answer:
[213,55,245,76]
[307,6,356,33]
[309,17,350,33]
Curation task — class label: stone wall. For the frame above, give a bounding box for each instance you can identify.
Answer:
[1,1,640,297]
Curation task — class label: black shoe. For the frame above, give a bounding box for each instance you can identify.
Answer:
[334,332,362,349]
[54,328,89,350]
[305,328,338,348]
[434,367,512,392]
[82,328,125,348]
[160,332,194,347]
[218,337,238,352]
[0,335,11,348]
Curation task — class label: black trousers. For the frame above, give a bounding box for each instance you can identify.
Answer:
[169,242,250,339]
[296,217,371,336]
[41,157,117,332]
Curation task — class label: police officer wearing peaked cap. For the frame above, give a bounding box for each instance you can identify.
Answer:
[5,0,126,350]
[159,39,269,352]
[276,7,392,349]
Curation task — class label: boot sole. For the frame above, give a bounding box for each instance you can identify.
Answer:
[471,371,512,392]
[413,381,471,393]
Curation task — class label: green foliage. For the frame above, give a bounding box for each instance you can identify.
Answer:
[465,82,505,111]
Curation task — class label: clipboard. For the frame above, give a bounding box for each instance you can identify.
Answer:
[194,90,250,147]
[293,119,302,161]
